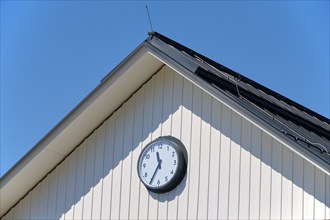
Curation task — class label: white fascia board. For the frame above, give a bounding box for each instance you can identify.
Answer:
[0,44,164,216]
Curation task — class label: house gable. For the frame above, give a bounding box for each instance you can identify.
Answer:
[1,33,329,219]
[2,65,329,219]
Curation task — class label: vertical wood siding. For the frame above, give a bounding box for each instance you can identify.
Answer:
[3,66,329,219]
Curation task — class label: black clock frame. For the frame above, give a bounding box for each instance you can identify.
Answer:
[137,136,187,194]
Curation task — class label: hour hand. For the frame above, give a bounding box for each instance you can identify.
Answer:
[156,152,162,169]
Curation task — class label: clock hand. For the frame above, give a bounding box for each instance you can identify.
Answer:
[150,152,162,184]
[149,164,159,185]
[156,152,162,169]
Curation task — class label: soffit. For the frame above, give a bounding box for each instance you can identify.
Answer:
[0,45,163,216]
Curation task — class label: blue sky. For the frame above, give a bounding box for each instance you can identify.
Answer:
[1,1,329,176]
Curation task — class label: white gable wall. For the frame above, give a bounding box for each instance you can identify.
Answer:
[2,66,329,220]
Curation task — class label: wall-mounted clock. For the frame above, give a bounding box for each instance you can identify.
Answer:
[137,136,187,194]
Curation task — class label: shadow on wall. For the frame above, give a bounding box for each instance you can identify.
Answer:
[50,68,190,219]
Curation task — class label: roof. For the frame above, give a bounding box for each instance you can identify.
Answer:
[146,32,330,167]
[1,32,329,217]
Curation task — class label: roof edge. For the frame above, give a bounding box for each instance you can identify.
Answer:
[144,33,329,174]
[150,32,330,124]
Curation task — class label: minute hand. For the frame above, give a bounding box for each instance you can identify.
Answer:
[150,153,162,185]
[149,164,159,185]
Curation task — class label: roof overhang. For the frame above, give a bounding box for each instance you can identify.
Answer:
[0,42,164,216]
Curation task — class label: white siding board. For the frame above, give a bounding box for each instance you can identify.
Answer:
[129,91,144,220]
[5,65,330,220]
[159,68,171,220]
[249,125,261,219]
[238,118,251,219]
[292,153,303,219]
[303,161,314,219]
[197,91,211,220]
[207,98,221,220]
[100,117,115,220]
[161,68,173,138]
[120,100,134,220]
[47,167,58,219]
[218,104,231,219]
[30,184,40,219]
[228,111,241,220]
[187,85,202,220]
[92,124,106,219]
[82,134,96,219]
[281,146,293,219]
[167,70,182,220]
[148,70,164,220]
[138,80,153,220]
[110,110,125,220]
[177,78,192,220]
[64,150,77,220]
[73,141,86,220]
[56,160,68,219]
[270,140,282,219]
[159,67,174,220]
[259,132,272,219]
[314,168,326,219]
[20,192,31,219]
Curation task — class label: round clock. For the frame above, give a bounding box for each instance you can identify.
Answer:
[137,136,187,193]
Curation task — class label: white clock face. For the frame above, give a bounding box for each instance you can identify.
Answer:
[138,140,179,189]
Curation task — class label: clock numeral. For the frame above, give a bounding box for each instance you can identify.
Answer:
[151,147,155,152]
[165,176,168,182]
[158,144,162,149]
[171,170,174,174]
[144,172,148,177]
[145,154,150,159]
[172,151,175,157]
[157,180,160,185]
[174,160,176,165]
[143,163,146,168]
[167,146,169,151]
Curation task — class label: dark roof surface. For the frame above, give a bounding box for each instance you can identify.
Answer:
[146,32,330,169]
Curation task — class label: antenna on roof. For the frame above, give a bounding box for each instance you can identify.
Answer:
[145,6,154,33]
